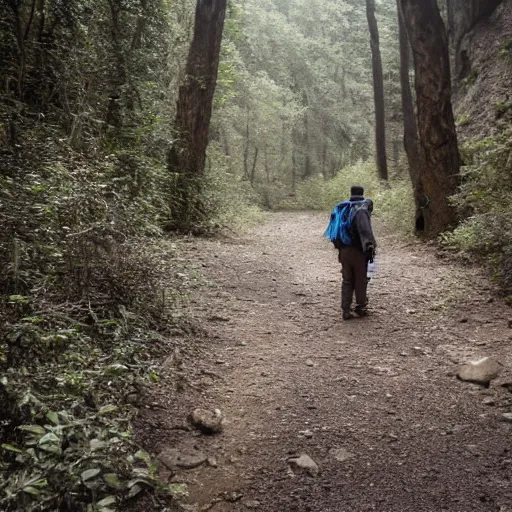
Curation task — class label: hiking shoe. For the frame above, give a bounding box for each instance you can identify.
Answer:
[342,311,355,321]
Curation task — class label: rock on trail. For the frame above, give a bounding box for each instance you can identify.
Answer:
[457,356,503,386]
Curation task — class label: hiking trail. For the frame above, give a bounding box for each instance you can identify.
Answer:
[136,212,512,512]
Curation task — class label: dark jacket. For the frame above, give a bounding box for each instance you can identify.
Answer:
[334,197,376,259]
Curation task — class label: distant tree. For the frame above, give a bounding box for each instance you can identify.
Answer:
[168,0,228,229]
[366,0,389,181]
[396,0,420,188]
[399,0,460,236]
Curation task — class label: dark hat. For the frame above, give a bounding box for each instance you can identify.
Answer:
[350,185,364,197]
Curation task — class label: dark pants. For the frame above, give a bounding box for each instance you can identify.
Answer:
[339,247,368,313]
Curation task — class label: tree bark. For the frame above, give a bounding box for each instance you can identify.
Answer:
[264,145,270,184]
[366,0,388,181]
[167,0,227,228]
[303,109,313,179]
[399,0,460,236]
[250,147,259,185]
[243,114,250,180]
[396,0,420,188]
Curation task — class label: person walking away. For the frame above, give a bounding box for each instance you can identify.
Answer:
[324,185,376,320]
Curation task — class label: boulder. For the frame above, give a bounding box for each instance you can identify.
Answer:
[457,357,502,386]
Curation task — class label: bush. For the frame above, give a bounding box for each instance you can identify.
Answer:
[441,127,512,291]
[278,162,415,236]
[203,147,263,232]
[0,123,186,511]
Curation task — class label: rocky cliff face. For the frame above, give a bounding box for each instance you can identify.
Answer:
[449,0,512,140]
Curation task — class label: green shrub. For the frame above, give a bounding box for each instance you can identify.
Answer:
[203,146,263,232]
[442,127,512,291]
[456,114,473,127]
[279,162,415,236]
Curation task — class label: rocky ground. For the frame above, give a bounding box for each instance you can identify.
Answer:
[135,212,512,512]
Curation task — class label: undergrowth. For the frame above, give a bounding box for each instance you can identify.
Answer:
[0,125,205,511]
[440,127,512,293]
[279,162,415,235]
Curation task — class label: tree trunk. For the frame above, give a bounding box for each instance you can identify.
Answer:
[243,115,250,180]
[366,0,388,181]
[264,145,270,184]
[278,121,286,177]
[250,147,259,185]
[396,0,420,188]
[167,0,227,229]
[399,0,460,236]
[322,141,328,179]
[303,110,313,178]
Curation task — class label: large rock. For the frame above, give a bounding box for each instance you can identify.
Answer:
[189,408,223,434]
[457,357,503,386]
[159,447,207,471]
[288,454,319,476]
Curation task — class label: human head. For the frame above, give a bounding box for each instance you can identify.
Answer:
[350,185,364,198]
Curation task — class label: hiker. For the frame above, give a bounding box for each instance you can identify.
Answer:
[324,185,376,320]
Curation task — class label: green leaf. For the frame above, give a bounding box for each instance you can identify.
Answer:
[134,450,151,465]
[97,496,116,507]
[22,486,41,496]
[81,468,101,482]
[39,442,61,454]
[90,439,106,452]
[98,405,118,416]
[106,363,129,374]
[127,484,143,499]
[18,425,46,436]
[127,476,154,489]
[46,411,59,425]
[131,467,150,478]
[2,443,23,454]
[103,473,124,490]
[9,295,29,304]
[39,432,59,445]
[168,483,189,498]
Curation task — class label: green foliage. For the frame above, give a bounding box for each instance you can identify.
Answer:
[456,114,473,127]
[211,0,405,206]
[280,162,415,235]
[441,128,512,291]
[461,70,478,86]
[495,100,512,117]
[203,147,263,231]
[0,1,199,510]
[0,236,192,511]
[498,39,512,57]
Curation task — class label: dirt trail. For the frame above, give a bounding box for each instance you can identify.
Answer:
[137,212,512,512]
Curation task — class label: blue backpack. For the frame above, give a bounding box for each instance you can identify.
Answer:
[324,201,364,245]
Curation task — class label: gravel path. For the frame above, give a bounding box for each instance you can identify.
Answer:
[136,212,512,512]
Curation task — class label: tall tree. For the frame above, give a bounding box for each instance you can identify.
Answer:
[168,0,228,228]
[400,0,460,236]
[396,0,420,188]
[366,0,388,181]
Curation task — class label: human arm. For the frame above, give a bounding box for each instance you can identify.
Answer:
[354,209,376,259]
